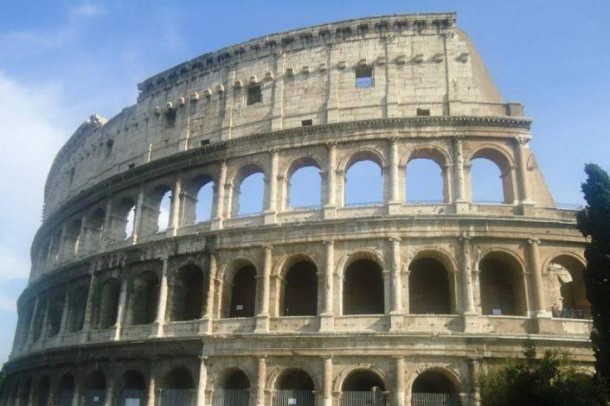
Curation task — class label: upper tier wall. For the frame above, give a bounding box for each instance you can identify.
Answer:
[43,13,520,219]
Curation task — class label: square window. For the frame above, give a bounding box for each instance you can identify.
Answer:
[247,85,262,105]
[355,66,374,88]
[301,119,313,127]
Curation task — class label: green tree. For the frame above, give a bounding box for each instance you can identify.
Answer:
[478,342,605,406]
[577,163,610,393]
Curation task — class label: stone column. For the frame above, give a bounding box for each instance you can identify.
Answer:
[453,137,469,213]
[201,254,217,335]
[105,372,116,406]
[114,277,129,340]
[264,150,279,224]
[324,143,337,219]
[443,164,453,203]
[271,53,285,131]
[57,223,68,263]
[323,357,333,406]
[320,240,335,332]
[460,235,475,315]
[325,47,339,123]
[194,356,208,406]
[168,178,183,236]
[132,188,145,244]
[76,214,88,255]
[394,357,405,406]
[146,371,156,406]
[255,246,272,332]
[82,271,97,333]
[528,239,547,317]
[101,200,113,250]
[515,136,531,204]
[25,298,40,346]
[389,237,404,331]
[156,256,170,336]
[468,357,482,406]
[211,161,227,230]
[256,356,267,406]
[59,291,71,335]
[388,138,400,207]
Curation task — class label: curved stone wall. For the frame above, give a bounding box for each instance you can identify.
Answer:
[3,13,593,406]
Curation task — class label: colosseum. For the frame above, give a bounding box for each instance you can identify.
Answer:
[1,12,594,406]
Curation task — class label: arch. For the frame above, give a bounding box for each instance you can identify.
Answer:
[46,292,65,337]
[66,281,89,332]
[119,370,147,406]
[31,299,47,342]
[34,376,50,406]
[479,251,527,316]
[112,197,136,240]
[64,218,82,257]
[273,369,315,406]
[226,263,257,318]
[181,173,215,225]
[57,373,75,406]
[233,163,265,216]
[280,260,318,316]
[127,271,160,325]
[411,368,461,406]
[97,278,121,329]
[213,368,250,406]
[341,369,386,405]
[344,151,384,206]
[19,377,32,406]
[169,263,207,321]
[343,257,384,315]
[401,146,450,168]
[141,184,173,235]
[409,257,453,314]
[469,147,515,204]
[83,370,106,405]
[286,156,322,209]
[547,254,590,319]
[406,159,445,203]
[85,207,105,253]
[160,367,196,405]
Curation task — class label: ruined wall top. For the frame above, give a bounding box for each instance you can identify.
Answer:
[42,12,524,219]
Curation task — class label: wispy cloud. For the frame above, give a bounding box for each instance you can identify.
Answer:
[69,3,105,19]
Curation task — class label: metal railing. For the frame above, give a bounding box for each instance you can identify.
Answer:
[412,393,461,405]
[83,390,106,405]
[273,389,315,405]
[340,391,386,405]
[159,389,197,405]
[211,389,250,406]
[119,389,146,405]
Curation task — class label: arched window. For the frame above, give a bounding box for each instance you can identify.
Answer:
[274,369,315,406]
[479,253,527,316]
[46,293,65,337]
[139,185,173,235]
[57,373,75,406]
[67,283,88,332]
[406,159,444,203]
[412,370,460,406]
[213,369,250,406]
[127,271,160,325]
[281,260,318,316]
[345,159,383,206]
[234,165,265,216]
[97,278,121,329]
[83,371,106,405]
[469,149,514,204]
[409,258,453,314]
[196,181,214,222]
[181,175,215,225]
[341,370,386,405]
[31,299,46,342]
[19,378,32,406]
[86,208,105,253]
[288,164,321,209]
[35,376,50,406]
[160,367,196,405]
[169,264,207,321]
[119,370,147,406]
[157,189,172,232]
[343,259,384,315]
[64,219,82,257]
[111,197,137,241]
[227,265,257,318]
[548,256,590,319]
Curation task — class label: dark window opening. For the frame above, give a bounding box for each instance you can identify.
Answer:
[301,119,313,127]
[128,163,135,170]
[343,259,384,315]
[247,85,262,105]
[165,109,176,127]
[200,139,210,146]
[409,258,452,314]
[281,261,318,316]
[228,266,257,318]
[105,139,114,157]
[355,66,374,88]
[417,108,431,116]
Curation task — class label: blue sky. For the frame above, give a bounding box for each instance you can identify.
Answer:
[1,0,609,365]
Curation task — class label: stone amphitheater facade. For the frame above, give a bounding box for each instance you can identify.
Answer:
[1,12,594,406]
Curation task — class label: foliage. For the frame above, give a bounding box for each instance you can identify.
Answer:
[577,163,610,394]
[478,341,605,406]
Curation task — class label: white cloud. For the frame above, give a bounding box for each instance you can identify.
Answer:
[70,4,105,19]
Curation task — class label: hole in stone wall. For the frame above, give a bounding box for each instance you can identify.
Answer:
[289,166,321,209]
[301,119,313,127]
[406,159,444,203]
[470,158,504,203]
[416,108,430,116]
[247,85,262,105]
[355,66,374,88]
[345,160,383,206]
[238,172,264,216]
[195,182,214,222]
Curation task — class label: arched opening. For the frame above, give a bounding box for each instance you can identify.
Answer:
[31,299,46,342]
[479,253,527,316]
[169,264,207,321]
[234,166,265,216]
[57,373,75,406]
[273,369,315,406]
[127,271,160,325]
[411,370,460,406]
[67,283,88,332]
[281,261,318,316]
[181,174,215,225]
[469,149,514,204]
[196,180,214,223]
[406,159,444,203]
[85,208,105,253]
[409,258,453,314]
[35,376,50,406]
[213,369,250,406]
[19,378,32,406]
[160,367,196,405]
[112,197,136,241]
[549,256,590,319]
[139,184,173,235]
[288,164,321,209]
[97,278,121,329]
[119,370,147,406]
[343,259,384,315]
[64,219,82,257]
[345,159,383,206]
[157,188,173,232]
[227,265,257,318]
[341,370,386,405]
[46,293,65,337]
[83,371,106,405]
